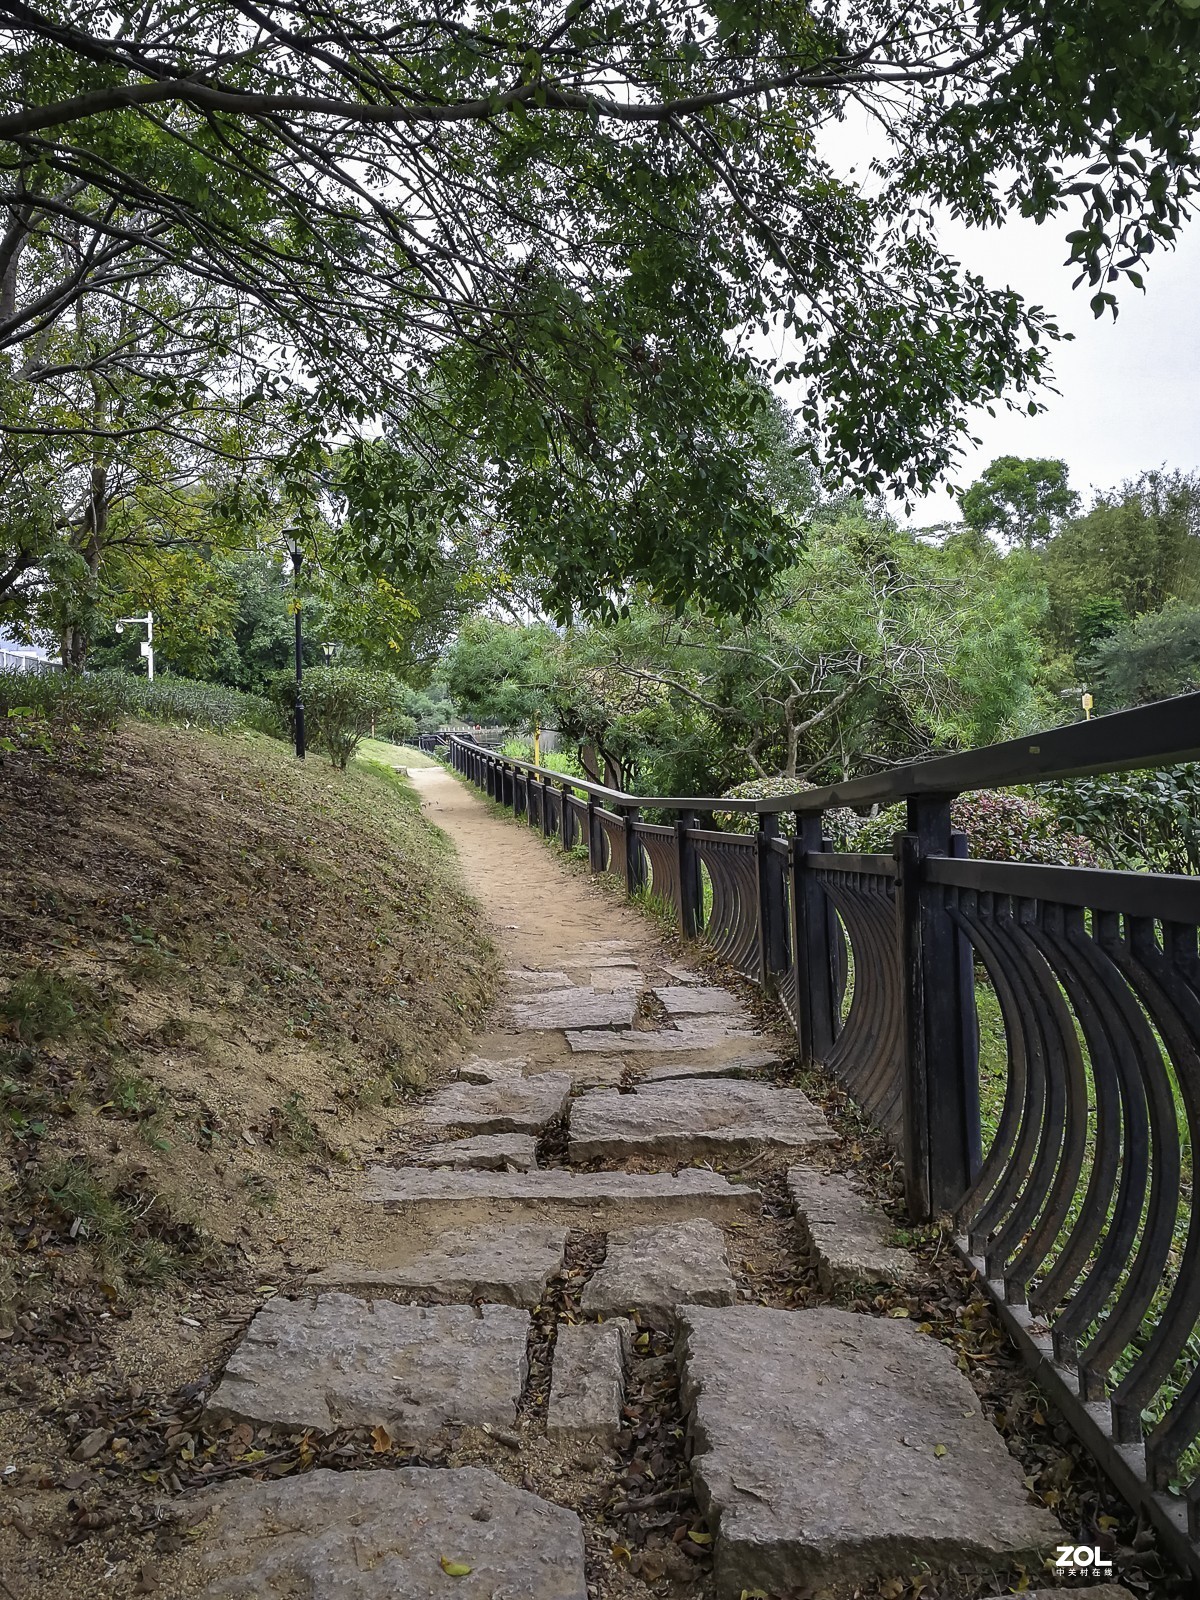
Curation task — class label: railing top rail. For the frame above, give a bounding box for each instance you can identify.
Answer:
[449,688,1200,815]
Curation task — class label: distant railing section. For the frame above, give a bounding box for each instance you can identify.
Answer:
[444,692,1200,1580]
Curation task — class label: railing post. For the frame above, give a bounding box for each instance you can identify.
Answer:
[515,768,527,819]
[623,806,645,898]
[792,811,836,1066]
[674,811,701,937]
[897,796,981,1222]
[540,776,552,837]
[560,781,574,851]
[586,798,603,872]
[756,813,789,985]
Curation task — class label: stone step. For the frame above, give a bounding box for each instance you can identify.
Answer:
[547,1319,631,1441]
[417,1133,538,1171]
[206,1294,529,1435]
[567,1080,834,1163]
[512,988,637,1031]
[424,1073,570,1134]
[566,1021,758,1054]
[505,968,574,989]
[581,1219,736,1326]
[676,1304,1060,1596]
[306,1225,568,1307]
[653,985,747,1019]
[787,1166,917,1291]
[363,1166,762,1225]
[195,1466,587,1599]
[641,1049,782,1082]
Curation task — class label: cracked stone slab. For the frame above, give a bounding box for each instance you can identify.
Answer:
[506,969,574,989]
[563,1055,628,1089]
[582,1220,735,1325]
[457,1054,528,1084]
[659,963,705,984]
[417,1133,538,1171]
[566,1022,757,1054]
[677,1305,1060,1595]
[591,969,644,992]
[568,1080,833,1162]
[364,1166,762,1224]
[206,1295,529,1434]
[548,1319,631,1440]
[512,988,637,1031]
[654,985,746,1018]
[196,1466,587,1600]
[787,1166,916,1291]
[306,1225,567,1306]
[642,1050,783,1082]
[425,1073,570,1134]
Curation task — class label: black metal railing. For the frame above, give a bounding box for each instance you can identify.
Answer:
[444,691,1200,1578]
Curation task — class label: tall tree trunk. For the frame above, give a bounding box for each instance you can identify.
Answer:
[62,385,107,671]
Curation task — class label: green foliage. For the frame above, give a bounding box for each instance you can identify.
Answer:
[852,791,1100,867]
[1087,601,1200,709]
[0,667,279,739]
[1041,470,1200,660]
[444,619,559,729]
[1048,767,1200,874]
[271,665,412,769]
[958,456,1079,549]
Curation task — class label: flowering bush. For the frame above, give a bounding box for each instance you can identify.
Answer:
[853,789,1100,866]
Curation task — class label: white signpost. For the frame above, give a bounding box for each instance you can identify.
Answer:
[115,613,155,680]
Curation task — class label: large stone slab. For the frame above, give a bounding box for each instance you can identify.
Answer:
[307,1226,568,1307]
[425,1073,570,1134]
[197,1467,587,1600]
[512,988,636,1031]
[364,1166,762,1224]
[566,1022,756,1054]
[787,1166,916,1291]
[206,1295,529,1434]
[418,1133,538,1171]
[568,1080,833,1162]
[641,1049,782,1083]
[547,1320,630,1441]
[457,1054,527,1084]
[582,1220,735,1325]
[506,969,574,989]
[654,985,745,1018]
[591,968,642,992]
[1028,1590,1134,1600]
[677,1305,1060,1594]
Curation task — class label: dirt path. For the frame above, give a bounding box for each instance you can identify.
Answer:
[409,763,663,974]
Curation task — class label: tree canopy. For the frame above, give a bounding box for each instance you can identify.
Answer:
[5,1,1200,614]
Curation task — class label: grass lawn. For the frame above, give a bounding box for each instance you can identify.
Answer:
[356,735,440,769]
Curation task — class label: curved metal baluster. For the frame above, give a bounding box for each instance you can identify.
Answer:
[1040,910,1153,1381]
[1003,902,1093,1300]
[956,898,1049,1272]
[950,890,1028,1240]
[1099,919,1200,1464]
[978,899,1073,1297]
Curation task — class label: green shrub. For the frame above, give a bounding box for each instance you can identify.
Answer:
[713,777,1098,866]
[270,665,411,769]
[0,669,279,737]
[1046,765,1200,874]
[852,789,1100,866]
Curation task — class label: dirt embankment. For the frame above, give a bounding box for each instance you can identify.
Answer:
[0,722,495,1372]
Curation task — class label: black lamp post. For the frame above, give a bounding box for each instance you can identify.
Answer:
[283,529,306,759]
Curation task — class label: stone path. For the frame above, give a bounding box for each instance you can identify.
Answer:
[191,765,1095,1598]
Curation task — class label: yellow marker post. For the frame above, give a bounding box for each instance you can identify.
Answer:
[1081,692,1094,721]
[533,723,541,765]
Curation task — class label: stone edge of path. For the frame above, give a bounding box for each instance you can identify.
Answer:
[786,1165,917,1291]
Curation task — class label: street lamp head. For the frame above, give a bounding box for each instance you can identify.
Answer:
[322,641,340,664]
[282,527,305,571]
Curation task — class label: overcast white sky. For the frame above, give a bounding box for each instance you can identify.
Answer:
[906,210,1200,526]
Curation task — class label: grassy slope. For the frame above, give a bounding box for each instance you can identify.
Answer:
[355,736,439,769]
[0,722,494,1304]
